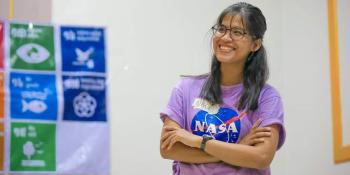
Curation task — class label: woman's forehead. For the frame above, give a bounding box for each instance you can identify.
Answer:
[221,14,245,28]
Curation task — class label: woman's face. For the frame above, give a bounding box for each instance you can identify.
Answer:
[213,15,260,65]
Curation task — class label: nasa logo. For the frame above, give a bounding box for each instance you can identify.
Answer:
[191,107,246,143]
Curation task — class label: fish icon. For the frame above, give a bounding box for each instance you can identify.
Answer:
[22,100,47,113]
[16,43,50,64]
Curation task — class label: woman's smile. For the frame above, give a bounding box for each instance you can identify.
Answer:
[218,44,236,53]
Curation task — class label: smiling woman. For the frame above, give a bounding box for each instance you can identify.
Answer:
[159,2,285,175]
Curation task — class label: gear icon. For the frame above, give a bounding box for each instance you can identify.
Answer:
[73,92,97,118]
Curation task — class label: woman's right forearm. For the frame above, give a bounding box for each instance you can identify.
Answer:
[160,142,220,164]
[160,116,219,164]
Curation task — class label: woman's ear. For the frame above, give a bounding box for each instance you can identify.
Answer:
[251,39,262,52]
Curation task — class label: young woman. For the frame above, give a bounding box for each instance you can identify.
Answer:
[160,2,285,175]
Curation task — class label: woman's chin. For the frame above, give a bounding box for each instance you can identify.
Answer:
[216,56,245,64]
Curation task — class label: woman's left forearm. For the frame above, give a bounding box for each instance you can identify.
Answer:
[205,140,271,169]
[202,124,280,169]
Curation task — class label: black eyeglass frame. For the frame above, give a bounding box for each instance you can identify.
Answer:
[211,24,251,40]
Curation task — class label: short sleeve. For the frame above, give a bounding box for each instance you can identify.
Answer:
[160,81,185,128]
[255,87,286,150]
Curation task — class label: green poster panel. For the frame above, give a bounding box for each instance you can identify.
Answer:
[10,23,55,71]
[10,122,56,171]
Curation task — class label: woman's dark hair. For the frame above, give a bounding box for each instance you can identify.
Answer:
[199,2,268,112]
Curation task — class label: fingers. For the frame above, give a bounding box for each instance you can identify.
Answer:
[249,138,265,145]
[253,127,271,134]
[167,135,179,150]
[161,126,181,150]
[163,126,178,132]
[251,132,271,139]
[161,130,176,143]
[161,126,179,143]
[239,121,272,146]
[161,126,189,150]
[162,133,177,150]
[240,128,272,146]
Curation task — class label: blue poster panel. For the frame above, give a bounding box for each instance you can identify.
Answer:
[62,75,106,122]
[10,72,58,120]
[60,26,105,73]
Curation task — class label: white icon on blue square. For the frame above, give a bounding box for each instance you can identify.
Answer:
[60,26,106,73]
[62,75,106,122]
[10,72,58,120]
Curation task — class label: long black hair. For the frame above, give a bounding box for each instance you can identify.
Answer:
[199,2,268,112]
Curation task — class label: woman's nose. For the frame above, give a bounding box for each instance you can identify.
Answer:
[221,30,233,41]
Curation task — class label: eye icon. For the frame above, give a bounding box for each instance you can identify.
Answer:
[16,43,50,64]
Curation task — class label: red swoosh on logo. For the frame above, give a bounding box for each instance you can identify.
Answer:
[215,112,247,128]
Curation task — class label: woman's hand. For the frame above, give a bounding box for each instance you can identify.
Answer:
[161,126,202,150]
[238,119,272,146]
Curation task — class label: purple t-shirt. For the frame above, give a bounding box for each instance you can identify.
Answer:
[160,76,286,175]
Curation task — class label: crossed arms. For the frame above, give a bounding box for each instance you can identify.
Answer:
[160,116,280,169]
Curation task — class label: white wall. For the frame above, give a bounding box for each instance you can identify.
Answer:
[0,0,9,19]
[280,0,350,174]
[49,0,350,174]
[0,0,51,22]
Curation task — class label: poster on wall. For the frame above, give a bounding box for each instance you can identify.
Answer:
[60,26,106,73]
[0,21,5,171]
[10,72,58,121]
[0,21,109,174]
[62,75,106,122]
[10,23,55,71]
[10,122,56,171]
[0,73,4,119]
[0,121,4,171]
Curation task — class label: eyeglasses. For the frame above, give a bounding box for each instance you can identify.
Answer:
[211,24,248,40]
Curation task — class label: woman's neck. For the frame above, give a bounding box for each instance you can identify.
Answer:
[220,63,244,86]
